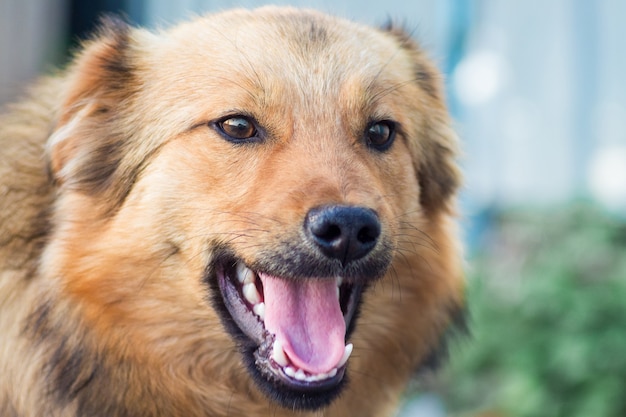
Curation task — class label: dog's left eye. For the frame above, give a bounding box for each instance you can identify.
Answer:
[365,121,396,151]
[217,116,258,141]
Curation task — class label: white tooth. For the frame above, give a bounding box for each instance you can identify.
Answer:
[336,276,343,286]
[338,343,353,368]
[328,368,338,378]
[242,282,261,305]
[284,366,296,378]
[295,369,307,381]
[236,262,254,284]
[253,302,265,321]
[272,339,288,367]
[235,262,246,283]
[336,285,340,299]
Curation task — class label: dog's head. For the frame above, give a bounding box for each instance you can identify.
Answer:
[43,7,460,412]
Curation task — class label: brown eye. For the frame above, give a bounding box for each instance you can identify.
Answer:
[218,116,257,141]
[366,121,396,151]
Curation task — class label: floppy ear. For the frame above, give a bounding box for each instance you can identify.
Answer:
[382,24,462,216]
[48,16,140,208]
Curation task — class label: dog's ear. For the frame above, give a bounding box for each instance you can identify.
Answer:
[48,16,139,208]
[382,24,462,216]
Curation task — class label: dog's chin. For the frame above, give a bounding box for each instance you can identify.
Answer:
[207,251,369,410]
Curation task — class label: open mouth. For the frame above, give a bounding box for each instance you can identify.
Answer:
[213,255,364,409]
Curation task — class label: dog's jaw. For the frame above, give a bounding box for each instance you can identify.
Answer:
[211,254,365,409]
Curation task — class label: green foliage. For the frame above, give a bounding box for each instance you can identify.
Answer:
[441,203,626,417]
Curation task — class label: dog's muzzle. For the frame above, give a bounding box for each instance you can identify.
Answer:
[210,204,392,409]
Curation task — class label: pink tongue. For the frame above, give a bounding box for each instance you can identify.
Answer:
[260,273,345,374]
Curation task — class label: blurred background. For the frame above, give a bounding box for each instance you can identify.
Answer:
[2,1,625,416]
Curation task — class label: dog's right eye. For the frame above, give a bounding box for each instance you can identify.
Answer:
[365,120,396,152]
[216,116,258,142]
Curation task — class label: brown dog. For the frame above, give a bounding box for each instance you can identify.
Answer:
[0,7,464,417]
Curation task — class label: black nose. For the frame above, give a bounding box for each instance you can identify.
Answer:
[304,205,381,264]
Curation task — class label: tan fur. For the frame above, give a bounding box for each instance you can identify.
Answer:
[0,7,463,417]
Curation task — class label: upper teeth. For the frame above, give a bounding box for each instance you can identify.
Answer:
[237,262,254,284]
[237,263,263,309]
[336,276,342,299]
[252,302,265,320]
[242,282,261,305]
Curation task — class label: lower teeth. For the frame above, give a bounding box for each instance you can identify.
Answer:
[252,302,265,320]
[271,343,352,383]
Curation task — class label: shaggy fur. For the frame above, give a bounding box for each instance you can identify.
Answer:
[0,7,464,417]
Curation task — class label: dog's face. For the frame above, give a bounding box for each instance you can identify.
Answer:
[43,7,460,412]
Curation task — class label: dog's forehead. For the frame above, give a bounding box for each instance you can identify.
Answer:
[154,9,416,104]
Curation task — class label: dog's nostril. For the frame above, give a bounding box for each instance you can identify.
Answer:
[357,225,379,244]
[305,205,381,264]
[313,223,342,242]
